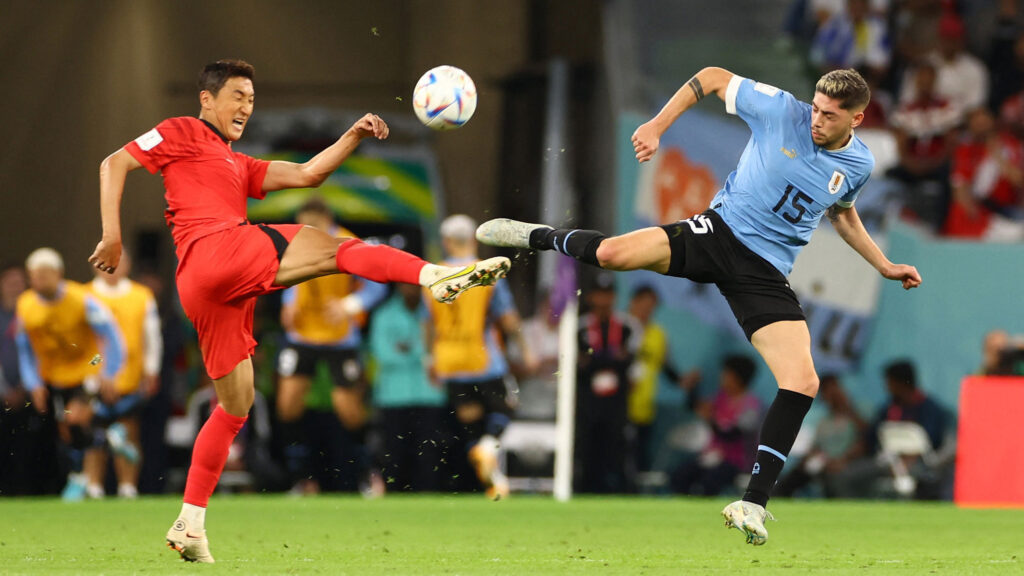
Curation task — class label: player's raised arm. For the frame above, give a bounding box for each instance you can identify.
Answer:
[261,113,389,192]
[90,148,143,274]
[827,204,922,290]
[632,67,735,163]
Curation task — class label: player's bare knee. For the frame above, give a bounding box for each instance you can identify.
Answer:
[220,392,254,418]
[780,374,819,397]
[804,374,820,397]
[595,239,627,270]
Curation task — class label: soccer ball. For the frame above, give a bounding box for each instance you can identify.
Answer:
[412,65,477,130]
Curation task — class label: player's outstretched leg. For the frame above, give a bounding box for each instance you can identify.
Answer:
[724,321,817,546]
[277,227,511,304]
[477,219,671,273]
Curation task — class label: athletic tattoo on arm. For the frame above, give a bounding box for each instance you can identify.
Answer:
[687,77,705,101]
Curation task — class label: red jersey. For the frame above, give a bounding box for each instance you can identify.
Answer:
[124,117,270,256]
[951,133,1024,208]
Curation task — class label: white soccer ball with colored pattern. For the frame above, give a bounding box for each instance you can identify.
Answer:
[412,65,477,130]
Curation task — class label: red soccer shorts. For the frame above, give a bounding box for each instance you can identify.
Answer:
[176,223,305,380]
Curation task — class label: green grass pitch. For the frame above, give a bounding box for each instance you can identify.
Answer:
[0,495,1021,574]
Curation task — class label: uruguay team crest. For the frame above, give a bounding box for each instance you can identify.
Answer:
[828,170,846,195]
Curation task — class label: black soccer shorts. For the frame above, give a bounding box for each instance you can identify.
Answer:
[660,209,805,340]
[277,344,364,389]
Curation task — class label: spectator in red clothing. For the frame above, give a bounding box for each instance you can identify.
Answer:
[999,91,1024,142]
[944,108,1024,238]
[888,62,960,229]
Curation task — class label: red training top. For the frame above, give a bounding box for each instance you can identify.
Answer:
[123,117,270,257]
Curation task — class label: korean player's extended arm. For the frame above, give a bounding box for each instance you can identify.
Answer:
[632,67,736,163]
[828,204,922,290]
[90,149,144,273]
[261,113,389,192]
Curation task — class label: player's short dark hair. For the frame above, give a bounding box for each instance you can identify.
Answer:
[198,59,255,95]
[297,197,332,218]
[815,68,871,111]
[884,360,917,389]
[723,354,757,389]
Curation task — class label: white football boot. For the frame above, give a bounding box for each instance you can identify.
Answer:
[166,517,215,563]
[424,257,510,304]
[475,219,552,249]
[721,500,775,546]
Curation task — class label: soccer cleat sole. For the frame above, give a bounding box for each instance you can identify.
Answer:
[166,539,193,562]
[166,539,214,563]
[431,257,510,304]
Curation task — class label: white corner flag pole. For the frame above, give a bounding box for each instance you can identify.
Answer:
[553,296,579,502]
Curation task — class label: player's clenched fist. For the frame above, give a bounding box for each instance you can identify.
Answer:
[350,113,389,140]
[631,121,660,163]
[89,237,122,274]
[882,263,922,290]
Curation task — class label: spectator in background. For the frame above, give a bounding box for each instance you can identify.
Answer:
[626,285,698,473]
[135,264,186,494]
[627,285,664,473]
[369,283,447,492]
[0,263,45,495]
[870,360,950,458]
[889,62,959,229]
[899,15,989,122]
[944,108,1024,238]
[517,298,560,420]
[671,355,762,497]
[425,214,533,500]
[979,329,1024,376]
[275,198,387,495]
[86,251,162,499]
[811,0,891,78]
[775,374,865,498]
[833,359,953,499]
[988,0,1023,112]
[15,248,125,500]
[575,273,640,494]
[979,329,1011,375]
[857,67,893,128]
[0,265,27,406]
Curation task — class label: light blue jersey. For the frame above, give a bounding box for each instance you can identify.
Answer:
[711,76,875,275]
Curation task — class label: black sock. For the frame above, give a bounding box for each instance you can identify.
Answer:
[529,228,606,267]
[743,389,814,507]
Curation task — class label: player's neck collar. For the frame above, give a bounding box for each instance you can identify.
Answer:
[199,119,230,144]
[823,129,856,154]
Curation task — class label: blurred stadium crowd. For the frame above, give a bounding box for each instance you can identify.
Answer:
[786,0,1024,239]
[2,0,1024,503]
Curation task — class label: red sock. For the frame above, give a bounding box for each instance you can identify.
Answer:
[183,405,247,507]
[335,239,427,285]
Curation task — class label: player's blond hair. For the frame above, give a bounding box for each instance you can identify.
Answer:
[815,69,871,111]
